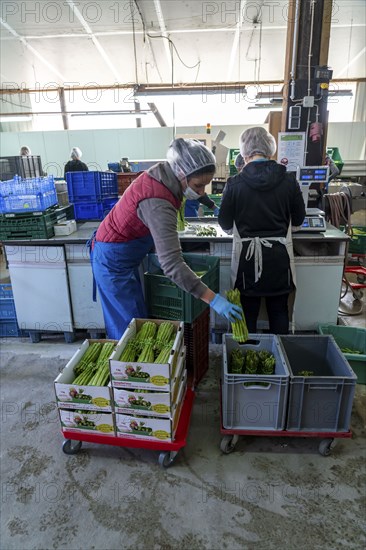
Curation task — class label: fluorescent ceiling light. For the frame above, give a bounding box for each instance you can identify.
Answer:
[70,111,149,117]
[0,115,32,122]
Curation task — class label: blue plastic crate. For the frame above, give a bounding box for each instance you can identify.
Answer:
[66,172,118,202]
[73,197,118,220]
[0,283,16,320]
[0,319,21,338]
[0,176,57,214]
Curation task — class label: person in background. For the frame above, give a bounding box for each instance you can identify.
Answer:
[20,146,31,156]
[234,153,244,173]
[64,147,89,178]
[90,138,243,339]
[218,127,306,334]
[184,194,220,217]
[325,154,340,183]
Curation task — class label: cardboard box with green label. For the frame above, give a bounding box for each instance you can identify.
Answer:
[110,319,184,391]
[54,339,117,411]
[115,376,187,441]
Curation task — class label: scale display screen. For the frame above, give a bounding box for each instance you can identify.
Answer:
[300,215,326,232]
[298,166,329,183]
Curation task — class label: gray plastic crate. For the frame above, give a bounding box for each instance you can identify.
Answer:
[279,335,357,432]
[222,334,290,430]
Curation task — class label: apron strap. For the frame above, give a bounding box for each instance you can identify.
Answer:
[87,230,98,302]
[242,236,286,283]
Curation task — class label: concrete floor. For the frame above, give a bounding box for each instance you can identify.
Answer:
[1,212,365,550]
[0,327,365,550]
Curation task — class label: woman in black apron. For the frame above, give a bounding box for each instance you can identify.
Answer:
[218,127,306,334]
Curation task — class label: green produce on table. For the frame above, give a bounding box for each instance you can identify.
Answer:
[195,225,217,237]
[226,289,248,342]
[341,347,362,354]
[230,348,245,373]
[352,228,366,235]
[298,370,314,376]
[194,271,207,277]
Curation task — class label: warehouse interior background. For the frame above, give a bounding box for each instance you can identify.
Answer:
[0,0,365,172]
[1,1,366,550]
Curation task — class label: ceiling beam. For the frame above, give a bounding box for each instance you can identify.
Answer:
[65,0,122,82]
[147,102,167,126]
[0,79,363,95]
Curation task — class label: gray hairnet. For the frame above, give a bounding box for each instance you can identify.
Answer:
[239,127,276,159]
[71,147,82,160]
[234,153,244,170]
[166,138,216,179]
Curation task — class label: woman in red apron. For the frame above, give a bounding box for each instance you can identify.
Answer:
[91,138,243,339]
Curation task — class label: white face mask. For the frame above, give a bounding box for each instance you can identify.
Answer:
[183,185,201,200]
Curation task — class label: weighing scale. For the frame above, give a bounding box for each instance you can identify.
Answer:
[296,166,329,232]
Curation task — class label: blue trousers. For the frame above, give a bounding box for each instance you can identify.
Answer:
[91,235,153,340]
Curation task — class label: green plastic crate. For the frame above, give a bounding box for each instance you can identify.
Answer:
[326,147,344,174]
[318,324,366,384]
[228,148,240,175]
[145,253,220,323]
[0,204,74,240]
[348,226,366,255]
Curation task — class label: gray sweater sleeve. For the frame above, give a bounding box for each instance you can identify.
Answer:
[138,198,209,299]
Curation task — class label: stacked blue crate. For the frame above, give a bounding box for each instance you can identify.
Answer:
[66,171,118,220]
[0,175,57,214]
[0,284,21,337]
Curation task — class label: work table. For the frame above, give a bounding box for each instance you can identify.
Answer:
[2,219,350,247]
[3,218,349,338]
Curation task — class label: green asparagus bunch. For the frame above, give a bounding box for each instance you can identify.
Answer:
[137,338,155,363]
[154,339,175,363]
[88,342,116,386]
[230,348,245,374]
[153,322,176,353]
[74,342,102,376]
[226,289,248,343]
[244,350,260,374]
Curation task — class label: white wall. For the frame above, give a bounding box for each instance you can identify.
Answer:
[1,122,364,177]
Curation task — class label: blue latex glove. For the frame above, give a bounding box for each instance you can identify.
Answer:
[213,207,220,216]
[210,294,243,322]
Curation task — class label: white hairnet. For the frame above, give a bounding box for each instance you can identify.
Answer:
[166,138,216,179]
[20,146,31,156]
[239,127,276,159]
[71,147,82,160]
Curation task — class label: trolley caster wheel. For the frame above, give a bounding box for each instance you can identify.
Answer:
[158,451,177,469]
[318,438,336,457]
[220,435,239,454]
[29,331,41,343]
[62,439,82,455]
